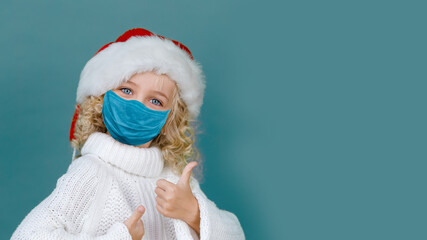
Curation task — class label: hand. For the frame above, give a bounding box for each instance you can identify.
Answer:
[155,162,200,225]
[124,205,145,240]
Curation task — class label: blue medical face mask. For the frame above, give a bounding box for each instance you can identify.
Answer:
[102,90,171,146]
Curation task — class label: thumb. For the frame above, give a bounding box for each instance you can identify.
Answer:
[129,205,145,224]
[178,161,198,186]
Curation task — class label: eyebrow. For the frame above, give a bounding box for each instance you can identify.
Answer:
[151,90,169,101]
[124,81,169,101]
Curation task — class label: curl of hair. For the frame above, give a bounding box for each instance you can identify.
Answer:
[70,88,203,179]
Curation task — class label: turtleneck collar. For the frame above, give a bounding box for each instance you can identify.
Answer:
[80,132,164,178]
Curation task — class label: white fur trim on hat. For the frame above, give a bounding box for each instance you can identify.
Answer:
[76,35,206,119]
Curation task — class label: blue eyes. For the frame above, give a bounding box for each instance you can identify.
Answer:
[119,88,163,106]
[121,88,132,95]
[151,99,162,106]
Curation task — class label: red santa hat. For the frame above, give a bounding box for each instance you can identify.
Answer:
[69,28,206,142]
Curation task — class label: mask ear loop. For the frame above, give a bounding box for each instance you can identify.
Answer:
[70,105,80,162]
[72,147,77,161]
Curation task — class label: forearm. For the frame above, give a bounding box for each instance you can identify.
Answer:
[193,191,245,240]
[184,196,201,237]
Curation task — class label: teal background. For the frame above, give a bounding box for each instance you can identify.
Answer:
[1,0,425,239]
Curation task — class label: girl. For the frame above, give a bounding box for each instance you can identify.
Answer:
[11,28,245,240]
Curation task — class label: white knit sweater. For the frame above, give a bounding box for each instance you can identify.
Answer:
[11,132,245,240]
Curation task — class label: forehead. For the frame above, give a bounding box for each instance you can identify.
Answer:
[126,71,177,96]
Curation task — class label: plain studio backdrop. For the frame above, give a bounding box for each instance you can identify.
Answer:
[0,0,425,239]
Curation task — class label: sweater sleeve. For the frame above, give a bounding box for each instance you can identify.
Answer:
[10,157,132,240]
[171,176,246,240]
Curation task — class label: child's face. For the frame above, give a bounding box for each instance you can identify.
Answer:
[112,71,177,111]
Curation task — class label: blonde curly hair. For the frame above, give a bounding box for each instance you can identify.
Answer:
[70,82,203,177]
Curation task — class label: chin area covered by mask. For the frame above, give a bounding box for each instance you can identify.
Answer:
[102,90,171,146]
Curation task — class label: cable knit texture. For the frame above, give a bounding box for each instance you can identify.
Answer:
[11,132,245,240]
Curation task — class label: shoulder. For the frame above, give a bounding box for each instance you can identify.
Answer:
[54,155,102,192]
[40,155,106,218]
[40,155,107,230]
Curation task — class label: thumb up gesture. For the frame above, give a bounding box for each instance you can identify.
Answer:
[124,205,145,240]
[155,161,200,225]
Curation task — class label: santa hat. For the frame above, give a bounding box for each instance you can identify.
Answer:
[69,28,206,143]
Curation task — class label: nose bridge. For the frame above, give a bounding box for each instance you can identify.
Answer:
[131,72,166,104]
[134,86,156,106]
[135,90,147,104]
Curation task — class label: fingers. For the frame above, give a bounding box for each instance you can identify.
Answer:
[156,162,198,189]
[155,197,168,215]
[154,186,167,198]
[156,179,175,191]
[178,161,198,186]
[155,201,165,214]
[129,205,145,225]
[155,195,166,207]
